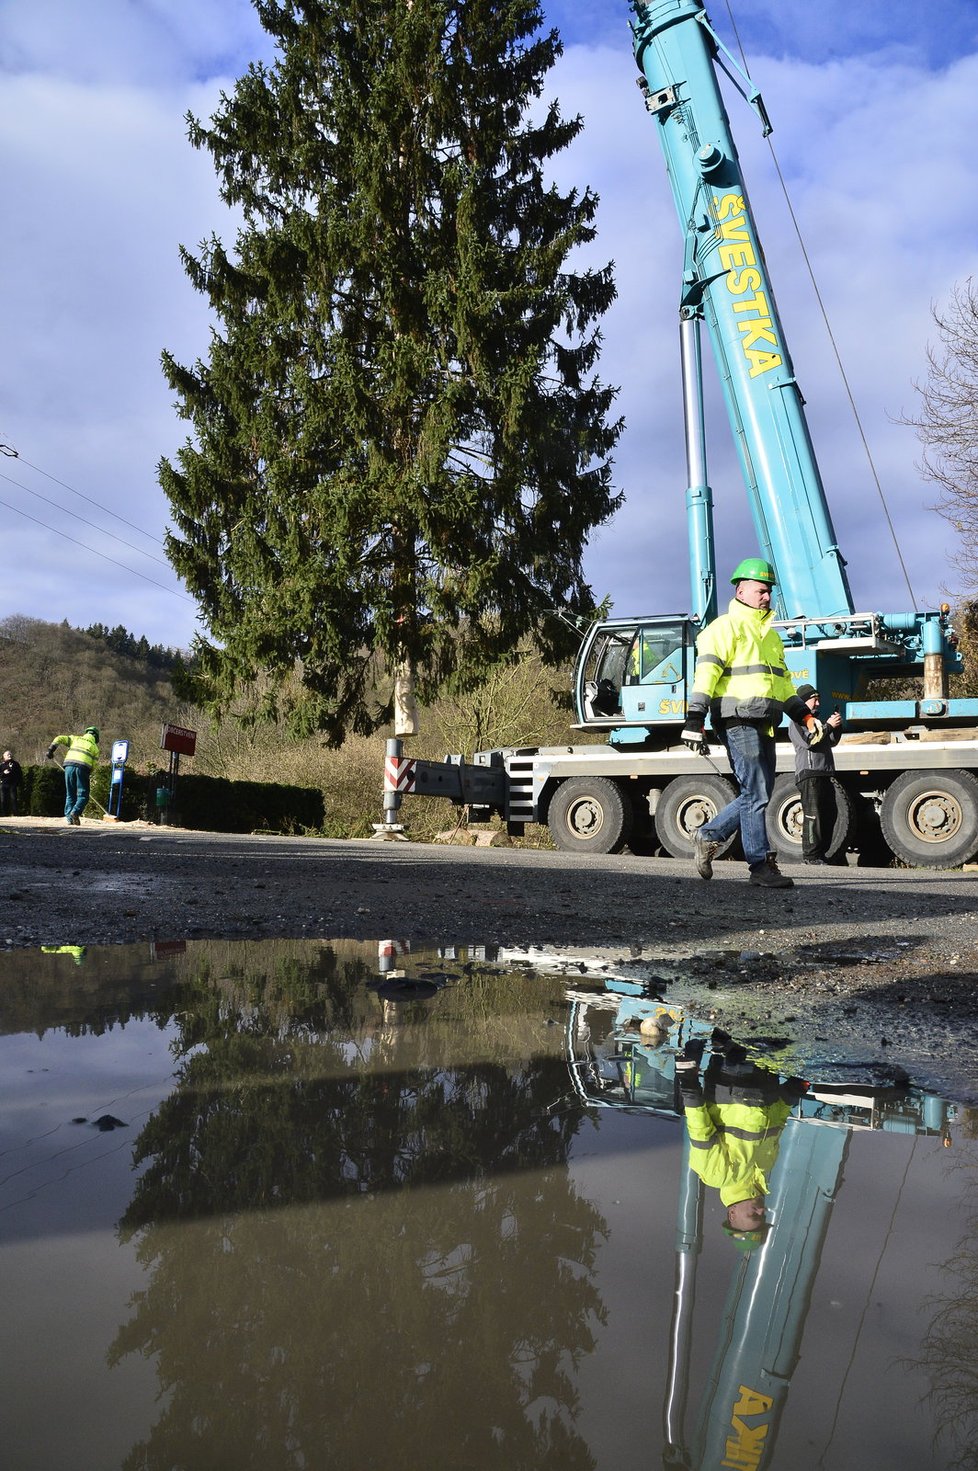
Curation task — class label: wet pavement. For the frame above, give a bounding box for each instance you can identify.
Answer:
[2,937,976,1470]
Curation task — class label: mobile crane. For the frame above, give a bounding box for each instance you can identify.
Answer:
[383,0,978,868]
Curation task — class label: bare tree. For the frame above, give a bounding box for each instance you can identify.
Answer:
[908,279,978,594]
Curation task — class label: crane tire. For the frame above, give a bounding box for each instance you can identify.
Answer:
[547,777,633,855]
[880,769,978,868]
[766,772,854,863]
[654,775,738,861]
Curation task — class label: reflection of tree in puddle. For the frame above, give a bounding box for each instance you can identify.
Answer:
[110,946,606,1469]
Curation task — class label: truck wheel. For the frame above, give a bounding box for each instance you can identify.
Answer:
[766,773,854,863]
[880,769,978,868]
[548,777,633,854]
[654,775,737,860]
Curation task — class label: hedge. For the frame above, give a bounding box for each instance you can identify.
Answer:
[19,764,325,834]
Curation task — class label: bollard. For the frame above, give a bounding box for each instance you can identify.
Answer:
[371,737,410,840]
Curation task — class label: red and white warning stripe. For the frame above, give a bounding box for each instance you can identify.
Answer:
[384,754,417,793]
[378,939,410,961]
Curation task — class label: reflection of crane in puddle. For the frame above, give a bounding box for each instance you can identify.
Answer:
[563,984,956,1471]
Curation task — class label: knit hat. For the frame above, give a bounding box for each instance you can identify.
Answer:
[796,684,817,702]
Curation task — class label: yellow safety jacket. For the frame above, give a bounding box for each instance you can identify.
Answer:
[52,732,100,768]
[41,945,87,965]
[684,1097,793,1206]
[687,597,801,734]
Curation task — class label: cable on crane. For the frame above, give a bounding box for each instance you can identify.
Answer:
[721,0,919,611]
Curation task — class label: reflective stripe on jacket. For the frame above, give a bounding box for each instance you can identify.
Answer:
[52,732,100,769]
[687,597,799,730]
[684,1098,793,1205]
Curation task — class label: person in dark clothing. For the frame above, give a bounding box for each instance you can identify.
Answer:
[0,751,23,816]
[787,685,842,865]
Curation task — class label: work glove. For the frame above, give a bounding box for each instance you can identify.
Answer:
[45,746,56,760]
[803,714,825,747]
[681,714,708,755]
[675,1038,707,1077]
[676,1039,707,1107]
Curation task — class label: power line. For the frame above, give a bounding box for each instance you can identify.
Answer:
[13,452,166,548]
[0,495,196,603]
[0,469,172,567]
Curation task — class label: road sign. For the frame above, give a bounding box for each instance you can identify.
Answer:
[160,724,197,756]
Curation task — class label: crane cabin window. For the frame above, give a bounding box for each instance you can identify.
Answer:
[629,624,688,685]
[581,620,689,718]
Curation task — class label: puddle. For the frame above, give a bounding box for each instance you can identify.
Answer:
[1,937,976,1470]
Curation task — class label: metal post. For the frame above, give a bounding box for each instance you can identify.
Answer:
[371,737,410,840]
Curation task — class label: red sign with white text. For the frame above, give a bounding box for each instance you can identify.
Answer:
[160,723,197,756]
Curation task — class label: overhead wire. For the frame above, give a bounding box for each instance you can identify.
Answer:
[0,468,172,567]
[0,494,196,602]
[721,0,918,610]
[9,449,165,547]
[815,1135,918,1467]
[0,438,195,606]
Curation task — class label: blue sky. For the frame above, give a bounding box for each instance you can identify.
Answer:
[1,0,977,656]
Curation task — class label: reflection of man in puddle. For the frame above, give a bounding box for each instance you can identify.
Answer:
[41,944,87,966]
[675,1030,809,1246]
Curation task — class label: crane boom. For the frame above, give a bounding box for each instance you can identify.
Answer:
[630,0,855,622]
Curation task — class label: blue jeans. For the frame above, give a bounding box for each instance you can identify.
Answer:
[698,723,776,869]
[64,763,91,820]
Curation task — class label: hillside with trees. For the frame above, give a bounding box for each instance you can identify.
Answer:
[0,616,197,771]
[0,614,583,837]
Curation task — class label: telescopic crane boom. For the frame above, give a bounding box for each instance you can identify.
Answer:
[630,0,855,625]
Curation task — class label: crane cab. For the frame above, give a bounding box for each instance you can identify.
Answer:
[573,615,696,746]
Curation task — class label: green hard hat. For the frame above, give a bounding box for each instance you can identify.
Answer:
[730,557,776,586]
[85,726,100,741]
[722,1221,771,1250]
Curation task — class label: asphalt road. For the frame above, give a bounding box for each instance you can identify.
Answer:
[5,816,978,1099]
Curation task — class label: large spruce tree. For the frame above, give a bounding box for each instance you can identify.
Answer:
[160,0,621,743]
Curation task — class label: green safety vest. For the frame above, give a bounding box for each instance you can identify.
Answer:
[687,597,797,731]
[684,1097,793,1206]
[53,732,100,768]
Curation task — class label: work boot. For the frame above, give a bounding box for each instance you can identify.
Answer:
[693,832,720,880]
[748,854,794,889]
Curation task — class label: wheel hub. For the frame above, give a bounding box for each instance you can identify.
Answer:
[777,796,803,841]
[568,797,603,838]
[677,795,717,837]
[907,791,963,843]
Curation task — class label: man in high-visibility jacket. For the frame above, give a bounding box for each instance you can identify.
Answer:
[46,726,100,826]
[680,558,823,889]
[675,1031,809,1248]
